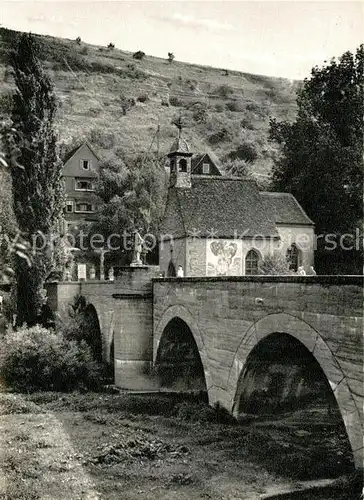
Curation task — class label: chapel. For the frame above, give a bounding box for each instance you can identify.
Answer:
[159,135,315,277]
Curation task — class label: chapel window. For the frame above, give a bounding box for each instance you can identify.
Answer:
[245,249,259,275]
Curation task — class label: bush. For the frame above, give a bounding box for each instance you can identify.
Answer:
[259,252,294,275]
[89,127,116,149]
[0,326,101,392]
[225,100,244,112]
[169,95,183,107]
[107,42,115,50]
[228,141,258,163]
[76,36,81,45]
[133,50,145,60]
[137,93,149,103]
[216,84,234,98]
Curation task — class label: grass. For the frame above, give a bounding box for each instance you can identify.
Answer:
[0,391,361,500]
[0,27,299,179]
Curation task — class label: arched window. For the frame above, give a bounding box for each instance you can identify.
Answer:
[179,159,187,172]
[286,244,300,272]
[167,260,176,277]
[245,249,259,275]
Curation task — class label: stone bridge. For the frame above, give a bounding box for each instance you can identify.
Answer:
[44,270,363,468]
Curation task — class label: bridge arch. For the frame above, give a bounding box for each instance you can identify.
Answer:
[228,312,362,468]
[154,305,212,394]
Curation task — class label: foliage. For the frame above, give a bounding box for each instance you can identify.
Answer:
[60,294,102,363]
[270,46,363,240]
[89,127,116,149]
[259,251,294,275]
[0,325,101,392]
[136,93,149,103]
[224,158,251,178]
[133,50,145,60]
[228,141,258,163]
[75,36,81,45]
[94,152,167,241]
[167,52,175,64]
[169,96,184,107]
[119,94,136,116]
[107,42,115,50]
[2,33,65,325]
[216,84,234,98]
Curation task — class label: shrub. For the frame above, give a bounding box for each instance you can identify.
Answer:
[133,50,145,60]
[80,46,88,55]
[225,100,244,112]
[259,252,294,275]
[161,98,169,107]
[0,326,101,392]
[169,95,183,107]
[107,42,115,50]
[137,93,149,103]
[168,52,175,64]
[90,127,116,149]
[216,84,234,98]
[76,36,81,45]
[190,101,208,123]
[228,141,258,163]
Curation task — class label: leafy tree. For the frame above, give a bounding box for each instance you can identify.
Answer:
[259,252,294,275]
[75,36,81,45]
[2,33,65,326]
[270,47,363,235]
[168,52,175,64]
[133,50,145,60]
[107,42,115,50]
[92,152,167,261]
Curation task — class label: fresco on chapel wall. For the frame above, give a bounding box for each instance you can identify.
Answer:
[206,240,242,276]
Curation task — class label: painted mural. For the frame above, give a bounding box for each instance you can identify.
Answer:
[206,240,242,276]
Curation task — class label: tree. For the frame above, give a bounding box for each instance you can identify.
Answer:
[259,252,294,275]
[92,152,167,262]
[168,52,175,64]
[133,50,145,60]
[2,33,65,326]
[270,46,363,273]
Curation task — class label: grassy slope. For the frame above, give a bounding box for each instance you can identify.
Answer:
[0,28,299,178]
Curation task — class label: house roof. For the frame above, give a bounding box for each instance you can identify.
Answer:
[260,192,314,226]
[62,142,101,165]
[191,153,222,175]
[160,177,279,239]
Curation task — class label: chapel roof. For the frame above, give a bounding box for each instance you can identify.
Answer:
[160,177,279,239]
[260,192,314,226]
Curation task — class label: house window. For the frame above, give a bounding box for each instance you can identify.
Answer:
[80,159,90,170]
[66,200,73,213]
[179,159,187,172]
[75,179,95,191]
[75,202,94,213]
[286,244,300,271]
[245,249,259,275]
[202,163,210,174]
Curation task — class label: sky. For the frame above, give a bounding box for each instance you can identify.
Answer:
[0,1,363,79]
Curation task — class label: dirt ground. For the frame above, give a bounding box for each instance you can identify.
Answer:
[0,392,360,500]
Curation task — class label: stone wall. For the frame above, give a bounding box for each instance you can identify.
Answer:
[152,275,363,467]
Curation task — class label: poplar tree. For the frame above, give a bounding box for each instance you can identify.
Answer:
[4,33,64,326]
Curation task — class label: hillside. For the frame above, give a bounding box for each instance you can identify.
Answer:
[0,28,300,179]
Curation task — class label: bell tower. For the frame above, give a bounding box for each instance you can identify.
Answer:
[168,118,192,188]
